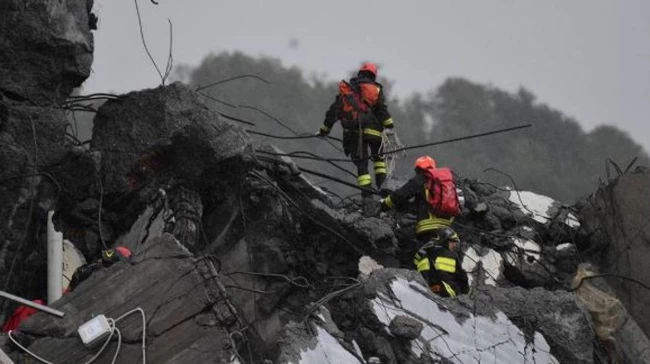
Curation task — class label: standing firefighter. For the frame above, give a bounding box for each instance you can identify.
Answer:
[316,62,395,199]
[380,156,469,297]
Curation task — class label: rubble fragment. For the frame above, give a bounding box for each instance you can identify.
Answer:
[388,315,424,340]
[2,1,649,362]
[0,0,95,103]
[578,168,650,336]
[91,82,253,194]
[359,268,563,363]
[7,234,242,363]
[471,286,596,364]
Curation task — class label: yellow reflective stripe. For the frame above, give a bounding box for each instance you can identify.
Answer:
[358,174,372,186]
[384,196,394,209]
[415,217,453,233]
[434,257,456,273]
[363,128,382,137]
[374,161,387,174]
[442,282,456,298]
[415,258,431,272]
[383,118,394,127]
[320,125,330,132]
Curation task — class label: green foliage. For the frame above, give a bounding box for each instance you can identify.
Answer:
[174,52,648,203]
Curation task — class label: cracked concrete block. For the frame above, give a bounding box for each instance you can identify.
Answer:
[91,82,253,194]
[14,234,237,363]
[389,315,423,340]
[579,170,650,337]
[0,0,95,103]
[360,268,564,363]
[469,286,595,364]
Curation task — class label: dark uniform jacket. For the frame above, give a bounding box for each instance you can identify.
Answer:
[320,75,394,138]
[380,172,454,236]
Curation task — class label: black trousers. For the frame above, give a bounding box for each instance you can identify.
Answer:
[345,131,386,196]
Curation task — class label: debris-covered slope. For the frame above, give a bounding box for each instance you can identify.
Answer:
[2,2,650,364]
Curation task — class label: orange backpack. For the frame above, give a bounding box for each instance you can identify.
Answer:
[424,168,461,217]
[338,80,381,129]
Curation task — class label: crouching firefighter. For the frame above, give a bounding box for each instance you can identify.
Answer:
[68,246,132,292]
[316,62,395,199]
[379,156,469,297]
[413,227,468,297]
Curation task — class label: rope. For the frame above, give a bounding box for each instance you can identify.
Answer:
[379,130,406,183]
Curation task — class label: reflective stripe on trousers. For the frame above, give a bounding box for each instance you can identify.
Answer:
[358,174,372,187]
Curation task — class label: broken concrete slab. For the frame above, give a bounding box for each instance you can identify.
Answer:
[276,320,364,364]
[310,199,397,254]
[502,237,556,287]
[507,190,580,230]
[469,287,596,364]
[578,169,650,337]
[9,234,240,363]
[0,0,95,103]
[91,82,253,194]
[358,268,562,363]
[114,204,166,252]
[388,315,423,340]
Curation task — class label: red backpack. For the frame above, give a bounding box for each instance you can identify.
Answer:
[423,167,461,217]
[337,80,381,129]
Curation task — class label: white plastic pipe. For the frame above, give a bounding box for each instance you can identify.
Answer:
[0,290,64,317]
[47,210,63,304]
[0,347,16,364]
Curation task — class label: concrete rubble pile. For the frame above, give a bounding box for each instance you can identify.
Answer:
[1,2,650,364]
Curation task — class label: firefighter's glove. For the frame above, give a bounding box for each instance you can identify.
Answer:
[315,129,328,138]
[383,128,395,136]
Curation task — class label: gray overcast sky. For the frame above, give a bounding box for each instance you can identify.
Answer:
[86,0,650,151]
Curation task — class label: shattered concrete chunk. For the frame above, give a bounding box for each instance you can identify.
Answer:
[92,82,253,194]
[501,237,556,287]
[389,315,424,340]
[359,256,384,277]
[276,320,364,364]
[0,0,94,103]
[507,190,580,229]
[14,234,238,363]
[470,286,596,364]
[578,169,650,337]
[461,245,503,286]
[363,268,561,363]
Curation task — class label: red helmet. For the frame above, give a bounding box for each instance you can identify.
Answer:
[414,156,436,170]
[359,62,378,77]
[102,246,132,264]
[115,246,132,259]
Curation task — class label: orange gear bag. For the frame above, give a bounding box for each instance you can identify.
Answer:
[337,80,381,129]
[424,167,461,217]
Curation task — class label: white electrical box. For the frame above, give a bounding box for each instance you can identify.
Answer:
[78,314,111,347]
